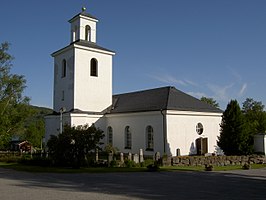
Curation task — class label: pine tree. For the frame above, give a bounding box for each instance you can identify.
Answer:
[218,100,251,155]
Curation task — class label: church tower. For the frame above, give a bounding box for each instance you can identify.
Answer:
[45,8,115,140]
[52,8,115,113]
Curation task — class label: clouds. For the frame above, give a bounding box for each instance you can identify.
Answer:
[149,74,190,86]
[150,67,248,109]
[149,74,198,87]
[239,83,247,96]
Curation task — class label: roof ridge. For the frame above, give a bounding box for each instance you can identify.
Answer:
[164,86,172,110]
[113,86,171,96]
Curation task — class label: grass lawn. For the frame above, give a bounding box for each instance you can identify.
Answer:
[1,162,265,173]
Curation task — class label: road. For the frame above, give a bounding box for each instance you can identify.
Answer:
[0,167,266,200]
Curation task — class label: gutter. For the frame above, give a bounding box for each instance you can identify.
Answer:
[160,109,167,155]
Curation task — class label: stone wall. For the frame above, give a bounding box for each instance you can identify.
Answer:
[163,155,266,166]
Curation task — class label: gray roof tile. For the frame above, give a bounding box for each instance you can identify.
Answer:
[110,86,223,114]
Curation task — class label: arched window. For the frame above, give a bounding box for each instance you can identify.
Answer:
[107,126,113,145]
[124,126,132,149]
[90,58,98,77]
[146,126,154,151]
[62,59,66,78]
[85,25,91,41]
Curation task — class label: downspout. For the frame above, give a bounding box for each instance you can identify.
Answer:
[160,109,167,155]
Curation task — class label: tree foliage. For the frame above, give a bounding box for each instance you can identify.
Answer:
[47,124,104,168]
[22,106,52,148]
[0,42,31,149]
[200,96,219,108]
[218,100,252,155]
[242,98,266,134]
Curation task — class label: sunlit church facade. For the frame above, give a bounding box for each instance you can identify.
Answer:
[45,10,222,156]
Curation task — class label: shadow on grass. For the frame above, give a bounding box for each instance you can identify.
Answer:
[0,163,266,200]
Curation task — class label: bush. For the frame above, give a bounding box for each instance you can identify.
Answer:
[140,159,154,167]
[0,152,22,163]
[147,163,160,172]
[124,159,138,168]
[109,160,118,167]
[19,156,52,167]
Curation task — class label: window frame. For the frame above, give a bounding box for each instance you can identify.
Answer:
[90,58,98,77]
[62,59,67,78]
[85,25,91,41]
[124,126,132,149]
[196,123,204,135]
[146,125,154,151]
[107,126,113,145]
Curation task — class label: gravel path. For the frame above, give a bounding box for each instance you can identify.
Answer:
[0,167,266,200]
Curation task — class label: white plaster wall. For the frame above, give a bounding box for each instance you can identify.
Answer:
[45,115,60,143]
[105,111,164,156]
[166,110,222,156]
[254,134,266,155]
[74,46,113,112]
[69,113,105,128]
[53,47,75,112]
[45,113,105,143]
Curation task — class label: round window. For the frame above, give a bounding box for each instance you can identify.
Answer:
[196,123,204,135]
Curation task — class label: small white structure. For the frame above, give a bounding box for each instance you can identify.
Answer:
[45,9,222,156]
[254,134,266,155]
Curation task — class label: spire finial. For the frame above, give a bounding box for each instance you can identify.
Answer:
[82,7,86,12]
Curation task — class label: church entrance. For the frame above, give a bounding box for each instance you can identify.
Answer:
[196,137,208,155]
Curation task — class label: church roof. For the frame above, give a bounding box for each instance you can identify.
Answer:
[68,12,98,22]
[75,40,115,53]
[110,86,223,114]
[51,39,115,56]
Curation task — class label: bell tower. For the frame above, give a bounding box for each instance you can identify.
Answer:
[51,8,115,113]
[69,7,97,43]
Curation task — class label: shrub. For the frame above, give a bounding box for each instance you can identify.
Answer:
[124,159,137,168]
[147,163,160,172]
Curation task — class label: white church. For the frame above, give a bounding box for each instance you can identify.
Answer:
[45,9,223,156]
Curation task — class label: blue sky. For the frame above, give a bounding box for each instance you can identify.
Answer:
[1,0,266,110]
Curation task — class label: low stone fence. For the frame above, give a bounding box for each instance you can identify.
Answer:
[163,155,266,166]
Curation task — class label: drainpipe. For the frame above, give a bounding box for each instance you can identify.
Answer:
[160,109,166,155]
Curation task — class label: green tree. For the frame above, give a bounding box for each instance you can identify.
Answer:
[22,106,52,148]
[200,96,219,108]
[218,100,252,155]
[0,42,31,149]
[242,98,266,133]
[47,124,104,168]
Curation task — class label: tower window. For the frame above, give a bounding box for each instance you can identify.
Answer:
[62,59,66,78]
[85,25,91,41]
[61,90,65,101]
[90,58,98,77]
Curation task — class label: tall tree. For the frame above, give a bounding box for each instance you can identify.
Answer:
[200,96,219,108]
[218,100,252,155]
[242,98,266,133]
[0,42,31,149]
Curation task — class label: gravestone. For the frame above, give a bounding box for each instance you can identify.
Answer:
[155,152,160,161]
[139,149,144,163]
[133,154,139,163]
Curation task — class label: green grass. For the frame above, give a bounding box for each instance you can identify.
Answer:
[0,162,265,173]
